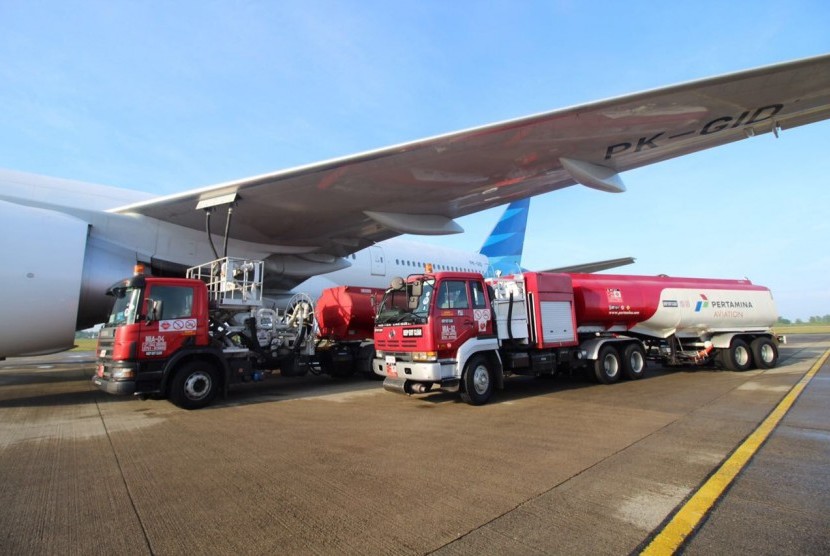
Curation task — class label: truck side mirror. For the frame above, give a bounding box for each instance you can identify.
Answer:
[146,298,162,323]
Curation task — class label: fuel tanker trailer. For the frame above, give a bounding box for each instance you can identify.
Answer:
[373,270,781,405]
[314,285,385,379]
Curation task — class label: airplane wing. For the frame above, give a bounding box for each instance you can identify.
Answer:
[111,54,830,259]
[541,257,636,274]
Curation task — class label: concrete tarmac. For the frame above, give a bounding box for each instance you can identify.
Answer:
[0,335,827,555]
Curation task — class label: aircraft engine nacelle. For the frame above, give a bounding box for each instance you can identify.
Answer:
[0,201,143,358]
[0,201,88,357]
[75,235,143,331]
[265,253,351,277]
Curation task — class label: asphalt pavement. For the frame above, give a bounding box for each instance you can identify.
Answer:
[0,335,827,554]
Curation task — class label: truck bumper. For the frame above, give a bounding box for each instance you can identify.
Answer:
[382,376,460,395]
[91,375,136,396]
[92,359,164,397]
[372,357,451,382]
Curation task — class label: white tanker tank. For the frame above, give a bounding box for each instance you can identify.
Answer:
[568,273,778,338]
[566,273,780,371]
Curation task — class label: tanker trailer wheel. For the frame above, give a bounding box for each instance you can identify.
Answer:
[750,337,779,369]
[460,355,494,405]
[594,345,621,384]
[169,361,219,410]
[621,343,646,380]
[318,348,356,379]
[718,338,752,372]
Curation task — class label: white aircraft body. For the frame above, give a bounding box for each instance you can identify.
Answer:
[1,54,830,359]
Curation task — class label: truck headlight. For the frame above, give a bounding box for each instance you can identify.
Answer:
[110,368,135,380]
[412,351,438,362]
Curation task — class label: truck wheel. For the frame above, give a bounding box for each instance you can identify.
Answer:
[280,355,308,377]
[169,361,218,410]
[750,337,778,369]
[621,343,646,380]
[319,349,355,379]
[356,344,381,380]
[594,345,621,384]
[460,355,494,405]
[719,338,752,372]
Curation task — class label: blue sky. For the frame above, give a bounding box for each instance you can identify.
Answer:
[1,1,828,320]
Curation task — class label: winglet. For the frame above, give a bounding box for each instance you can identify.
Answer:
[479,198,530,277]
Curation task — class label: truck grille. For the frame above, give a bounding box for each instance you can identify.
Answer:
[375,338,418,350]
[96,327,115,358]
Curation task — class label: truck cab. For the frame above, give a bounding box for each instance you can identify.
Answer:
[92,271,220,407]
[372,272,501,404]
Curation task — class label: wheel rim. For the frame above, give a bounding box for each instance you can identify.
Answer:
[604,354,619,378]
[760,343,775,363]
[735,346,750,367]
[184,371,212,401]
[472,365,490,395]
[629,351,645,374]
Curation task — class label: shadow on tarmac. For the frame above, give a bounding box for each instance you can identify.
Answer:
[400,365,685,406]
[0,389,98,408]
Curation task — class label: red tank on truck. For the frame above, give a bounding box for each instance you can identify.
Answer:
[373,271,783,405]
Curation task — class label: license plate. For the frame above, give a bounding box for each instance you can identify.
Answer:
[385,355,397,378]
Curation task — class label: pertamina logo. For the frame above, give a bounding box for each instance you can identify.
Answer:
[694,294,709,312]
[694,294,754,318]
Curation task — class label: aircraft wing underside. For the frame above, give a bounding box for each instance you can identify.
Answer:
[111,54,830,258]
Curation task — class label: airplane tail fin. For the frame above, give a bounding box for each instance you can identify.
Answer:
[479,198,530,277]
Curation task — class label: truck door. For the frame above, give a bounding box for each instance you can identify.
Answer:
[469,279,493,337]
[433,279,480,355]
[139,284,198,360]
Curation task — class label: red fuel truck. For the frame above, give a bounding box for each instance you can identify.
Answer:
[372,271,781,405]
[92,258,381,409]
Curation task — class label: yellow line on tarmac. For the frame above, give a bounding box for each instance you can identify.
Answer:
[641,348,830,556]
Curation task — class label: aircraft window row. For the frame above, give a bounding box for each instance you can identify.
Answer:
[394,259,475,272]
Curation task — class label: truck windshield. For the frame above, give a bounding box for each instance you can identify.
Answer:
[106,287,142,326]
[376,278,434,325]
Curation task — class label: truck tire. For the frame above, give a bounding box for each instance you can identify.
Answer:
[319,348,355,379]
[280,355,308,377]
[621,343,646,380]
[594,345,621,384]
[169,361,218,410]
[750,337,778,369]
[356,344,381,380]
[719,338,752,372]
[460,354,494,405]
